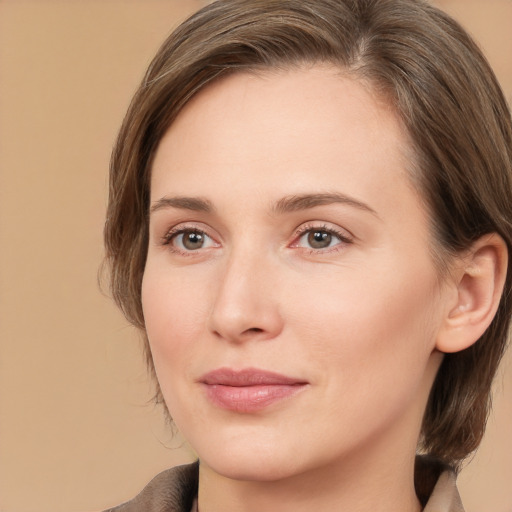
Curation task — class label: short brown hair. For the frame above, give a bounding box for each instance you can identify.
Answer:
[104,0,512,468]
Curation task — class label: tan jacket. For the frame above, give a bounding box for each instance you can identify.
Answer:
[104,459,465,512]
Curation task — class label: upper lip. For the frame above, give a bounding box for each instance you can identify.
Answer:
[199,367,307,386]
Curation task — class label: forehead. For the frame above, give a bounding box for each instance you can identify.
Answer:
[151,65,418,216]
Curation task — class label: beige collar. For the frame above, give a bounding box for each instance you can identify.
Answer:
[423,469,465,512]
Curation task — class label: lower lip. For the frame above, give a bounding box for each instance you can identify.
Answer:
[203,383,307,413]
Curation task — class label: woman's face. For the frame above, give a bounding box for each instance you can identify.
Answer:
[142,66,451,481]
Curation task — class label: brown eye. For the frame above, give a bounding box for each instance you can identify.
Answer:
[307,230,333,249]
[181,231,205,250]
[171,229,214,251]
[293,225,351,252]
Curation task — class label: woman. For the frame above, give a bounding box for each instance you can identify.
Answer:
[103,0,512,510]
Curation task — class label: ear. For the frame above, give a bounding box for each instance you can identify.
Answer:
[436,233,508,354]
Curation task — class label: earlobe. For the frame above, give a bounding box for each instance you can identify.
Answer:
[436,233,508,354]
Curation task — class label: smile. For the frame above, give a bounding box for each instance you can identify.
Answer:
[199,368,309,413]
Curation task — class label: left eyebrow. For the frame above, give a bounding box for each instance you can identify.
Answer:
[150,196,214,214]
[272,192,379,217]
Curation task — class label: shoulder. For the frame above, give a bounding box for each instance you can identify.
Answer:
[103,462,199,512]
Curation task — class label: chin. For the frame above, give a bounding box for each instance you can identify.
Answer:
[205,454,301,483]
[193,429,308,482]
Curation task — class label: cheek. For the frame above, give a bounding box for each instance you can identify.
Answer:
[141,268,209,378]
[292,271,440,448]
[286,259,440,389]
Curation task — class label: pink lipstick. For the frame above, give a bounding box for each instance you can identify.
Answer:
[199,368,308,413]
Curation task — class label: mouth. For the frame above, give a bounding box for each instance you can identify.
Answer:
[199,367,309,413]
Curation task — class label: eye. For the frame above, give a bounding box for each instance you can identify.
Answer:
[303,230,336,249]
[292,224,352,252]
[164,228,217,252]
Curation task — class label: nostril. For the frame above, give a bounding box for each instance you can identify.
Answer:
[246,327,264,334]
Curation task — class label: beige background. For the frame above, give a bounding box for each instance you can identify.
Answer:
[0,1,511,511]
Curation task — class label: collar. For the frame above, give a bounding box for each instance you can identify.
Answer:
[423,469,465,512]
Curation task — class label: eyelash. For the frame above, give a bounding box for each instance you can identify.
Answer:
[161,224,218,256]
[160,222,353,256]
[291,223,353,254]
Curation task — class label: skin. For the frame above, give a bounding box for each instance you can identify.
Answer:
[142,66,458,512]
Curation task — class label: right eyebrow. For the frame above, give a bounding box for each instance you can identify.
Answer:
[149,196,214,214]
[272,192,379,218]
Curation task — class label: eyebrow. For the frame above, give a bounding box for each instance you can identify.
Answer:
[150,196,214,214]
[272,192,378,217]
[149,192,378,218]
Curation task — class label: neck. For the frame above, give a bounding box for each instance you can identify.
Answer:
[197,439,422,512]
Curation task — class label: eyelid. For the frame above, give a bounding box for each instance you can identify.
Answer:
[289,222,354,251]
[160,222,221,253]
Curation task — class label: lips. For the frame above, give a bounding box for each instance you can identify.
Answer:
[199,368,308,413]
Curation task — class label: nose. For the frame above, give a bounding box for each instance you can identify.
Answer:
[208,248,284,343]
